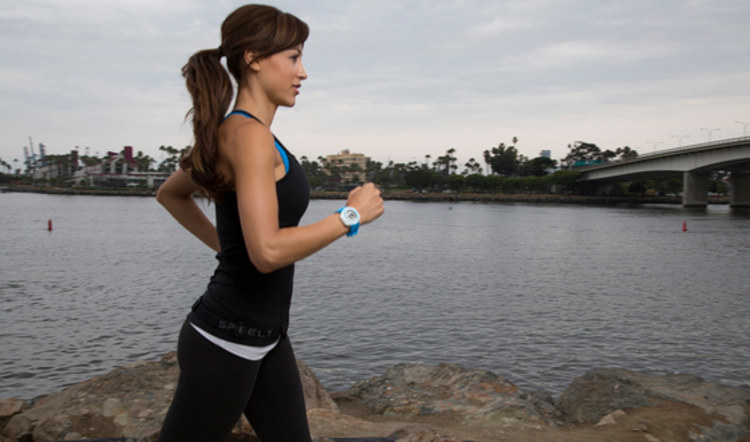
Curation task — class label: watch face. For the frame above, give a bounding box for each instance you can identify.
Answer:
[341,207,360,226]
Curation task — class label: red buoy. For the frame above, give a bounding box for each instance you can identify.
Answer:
[48,219,53,231]
[682,220,687,232]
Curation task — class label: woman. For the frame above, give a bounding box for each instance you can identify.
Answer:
[156,5,384,441]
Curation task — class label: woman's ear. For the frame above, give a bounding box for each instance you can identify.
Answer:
[244,50,261,71]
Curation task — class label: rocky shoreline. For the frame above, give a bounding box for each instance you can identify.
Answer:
[5,184,733,205]
[2,354,748,442]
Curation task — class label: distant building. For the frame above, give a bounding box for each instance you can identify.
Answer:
[31,149,78,181]
[325,149,369,184]
[26,145,169,189]
[73,146,169,189]
[540,150,551,159]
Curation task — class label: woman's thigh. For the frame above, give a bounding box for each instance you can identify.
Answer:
[244,336,311,441]
[159,321,261,442]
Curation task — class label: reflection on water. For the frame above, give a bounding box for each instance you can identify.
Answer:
[1,193,749,399]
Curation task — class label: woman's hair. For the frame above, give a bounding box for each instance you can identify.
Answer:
[179,4,309,200]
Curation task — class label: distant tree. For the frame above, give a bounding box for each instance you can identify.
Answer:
[525,156,558,176]
[79,155,103,167]
[299,155,329,188]
[134,150,155,171]
[157,145,183,173]
[546,170,582,193]
[614,146,638,161]
[0,158,11,174]
[433,148,458,175]
[365,159,384,184]
[516,153,529,176]
[561,141,604,168]
[462,157,483,175]
[483,139,519,177]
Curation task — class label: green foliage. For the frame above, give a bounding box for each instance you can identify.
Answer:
[79,155,102,167]
[483,140,519,177]
[134,150,155,171]
[157,145,189,173]
[433,148,458,175]
[525,156,557,176]
[562,142,639,168]
[628,181,647,196]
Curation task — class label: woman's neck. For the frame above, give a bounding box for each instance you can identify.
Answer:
[234,87,277,127]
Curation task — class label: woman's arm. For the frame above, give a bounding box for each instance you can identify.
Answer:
[226,123,383,274]
[156,168,221,252]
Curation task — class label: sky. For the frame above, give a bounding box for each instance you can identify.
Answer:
[1,0,749,171]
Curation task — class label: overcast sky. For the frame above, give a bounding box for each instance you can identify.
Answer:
[1,0,749,170]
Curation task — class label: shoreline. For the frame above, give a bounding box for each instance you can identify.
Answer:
[2,354,749,441]
[2,184,731,205]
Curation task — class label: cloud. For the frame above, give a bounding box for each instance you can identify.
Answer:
[465,16,537,37]
[502,39,680,71]
[1,0,749,166]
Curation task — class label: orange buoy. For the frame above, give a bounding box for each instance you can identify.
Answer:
[682,220,687,232]
[48,219,53,231]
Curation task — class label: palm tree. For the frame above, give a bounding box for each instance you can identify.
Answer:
[463,157,482,175]
[135,150,155,171]
[157,145,181,172]
[0,158,11,174]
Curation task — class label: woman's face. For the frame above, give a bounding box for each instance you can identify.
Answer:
[254,44,308,107]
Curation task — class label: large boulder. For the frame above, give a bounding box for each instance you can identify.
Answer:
[556,367,750,441]
[346,362,561,428]
[0,399,26,434]
[3,353,337,441]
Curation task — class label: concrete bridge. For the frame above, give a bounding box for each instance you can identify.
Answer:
[578,137,750,207]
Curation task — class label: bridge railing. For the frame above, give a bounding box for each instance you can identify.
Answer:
[577,136,750,171]
[638,136,750,159]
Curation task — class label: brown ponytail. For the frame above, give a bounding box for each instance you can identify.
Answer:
[179,4,309,201]
[180,48,233,200]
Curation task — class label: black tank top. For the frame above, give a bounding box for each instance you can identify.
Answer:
[188,111,310,345]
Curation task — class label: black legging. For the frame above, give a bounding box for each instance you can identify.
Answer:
[159,320,311,441]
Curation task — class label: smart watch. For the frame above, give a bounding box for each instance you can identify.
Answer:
[336,206,361,237]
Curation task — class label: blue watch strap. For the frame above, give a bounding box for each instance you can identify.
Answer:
[348,222,359,237]
[336,206,360,237]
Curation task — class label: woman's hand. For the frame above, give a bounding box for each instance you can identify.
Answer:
[346,183,384,225]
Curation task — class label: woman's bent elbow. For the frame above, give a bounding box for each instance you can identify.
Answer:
[155,186,171,206]
[249,249,285,274]
[252,259,277,274]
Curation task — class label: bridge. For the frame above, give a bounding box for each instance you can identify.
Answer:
[578,137,750,207]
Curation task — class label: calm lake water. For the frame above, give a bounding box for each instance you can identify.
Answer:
[1,192,749,400]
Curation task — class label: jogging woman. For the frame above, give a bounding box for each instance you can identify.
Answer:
[156,5,384,441]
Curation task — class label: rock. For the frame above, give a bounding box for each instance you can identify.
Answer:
[307,408,391,437]
[389,424,465,442]
[556,367,750,441]
[347,362,561,428]
[594,409,626,426]
[4,353,179,441]
[3,353,337,441]
[0,399,26,433]
[298,360,339,412]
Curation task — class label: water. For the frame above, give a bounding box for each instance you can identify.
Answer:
[1,192,749,400]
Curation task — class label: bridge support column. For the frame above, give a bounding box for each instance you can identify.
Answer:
[683,172,708,207]
[730,172,750,208]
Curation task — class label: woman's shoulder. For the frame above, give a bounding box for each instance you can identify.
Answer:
[218,116,275,159]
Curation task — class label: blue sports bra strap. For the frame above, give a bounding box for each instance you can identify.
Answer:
[274,139,290,174]
[223,110,289,174]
